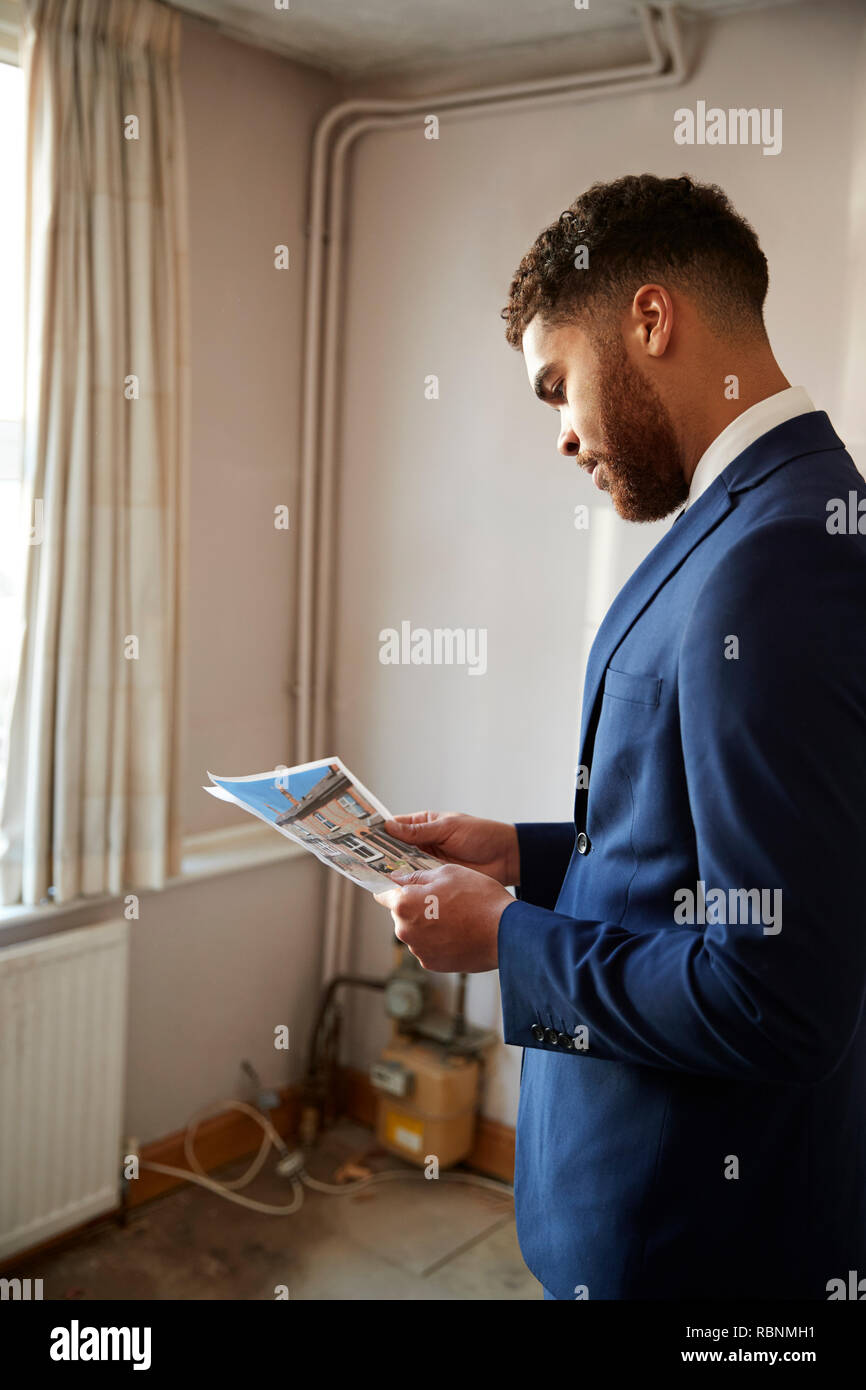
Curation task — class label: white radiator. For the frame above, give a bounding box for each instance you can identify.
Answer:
[0,919,129,1261]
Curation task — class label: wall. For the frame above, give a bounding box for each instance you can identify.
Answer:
[123,21,340,1143]
[125,853,324,1142]
[181,21,339,833]
[333,0,866,1126]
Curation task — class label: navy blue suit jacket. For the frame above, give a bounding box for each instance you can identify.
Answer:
[498,410,866,1299]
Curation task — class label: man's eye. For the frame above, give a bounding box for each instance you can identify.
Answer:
[552,381,566,402]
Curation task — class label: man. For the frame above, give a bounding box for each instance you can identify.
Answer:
[374,174,866,1300]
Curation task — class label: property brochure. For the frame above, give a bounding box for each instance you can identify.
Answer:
[204,757,441,892]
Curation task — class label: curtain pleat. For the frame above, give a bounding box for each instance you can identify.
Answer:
[0,0,188,905]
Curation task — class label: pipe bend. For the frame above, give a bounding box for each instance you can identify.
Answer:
[297,3,689,976]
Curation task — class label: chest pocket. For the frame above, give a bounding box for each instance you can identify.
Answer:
[602,666,662,708]
[583,666,663,846]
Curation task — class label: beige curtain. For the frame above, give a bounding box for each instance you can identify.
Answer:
[0,0,188,905]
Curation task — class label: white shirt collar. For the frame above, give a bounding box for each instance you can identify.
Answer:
[683,385,816,511]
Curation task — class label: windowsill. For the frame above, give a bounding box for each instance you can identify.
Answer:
[0,821,309,938]
[180,821,306,879]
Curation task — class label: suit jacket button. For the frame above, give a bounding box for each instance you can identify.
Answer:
[558,1032,573,1049]
[531,1023,545,1042]
[544,1028,559,1045]
[576,832,590,854]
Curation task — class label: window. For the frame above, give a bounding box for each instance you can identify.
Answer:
[338,834,382,863]
[0,55,25,800]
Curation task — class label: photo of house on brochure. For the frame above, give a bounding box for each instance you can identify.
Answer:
[204,758,442,893]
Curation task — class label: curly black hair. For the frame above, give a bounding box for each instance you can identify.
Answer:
[502,174,769,347]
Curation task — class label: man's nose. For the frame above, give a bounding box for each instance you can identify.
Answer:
[557,421,580,457]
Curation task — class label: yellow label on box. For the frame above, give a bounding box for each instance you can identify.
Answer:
[385,1110,423,1153]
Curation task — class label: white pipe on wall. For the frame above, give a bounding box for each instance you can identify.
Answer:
[296,1,672,761]
[297,4,688,985]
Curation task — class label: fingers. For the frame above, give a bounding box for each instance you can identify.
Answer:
[373,868,435,911]
[384,814,448,844]
[373,888,402,909]
[384,815,427,840]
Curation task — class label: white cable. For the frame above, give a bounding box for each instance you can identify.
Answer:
[183,1100,283,1190]
[139,1159,305,1216]
[138,1098,514,1215]
[301,1169,513,1199]
[139,1099,304,1215]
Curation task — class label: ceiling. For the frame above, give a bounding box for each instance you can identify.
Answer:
[173,0,808,80]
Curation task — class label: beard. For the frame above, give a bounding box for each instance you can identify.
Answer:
[578,337,689,523]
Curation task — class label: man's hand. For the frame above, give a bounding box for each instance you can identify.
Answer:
[373,863,514,973]
[384,811,520,887]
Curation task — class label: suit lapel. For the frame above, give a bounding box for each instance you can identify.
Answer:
[577,482,732,762]
[576,410,845,768]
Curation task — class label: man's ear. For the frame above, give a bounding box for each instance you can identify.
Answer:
[630,283,674,357]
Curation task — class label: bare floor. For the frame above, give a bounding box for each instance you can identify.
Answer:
[31,1120,542,1301]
